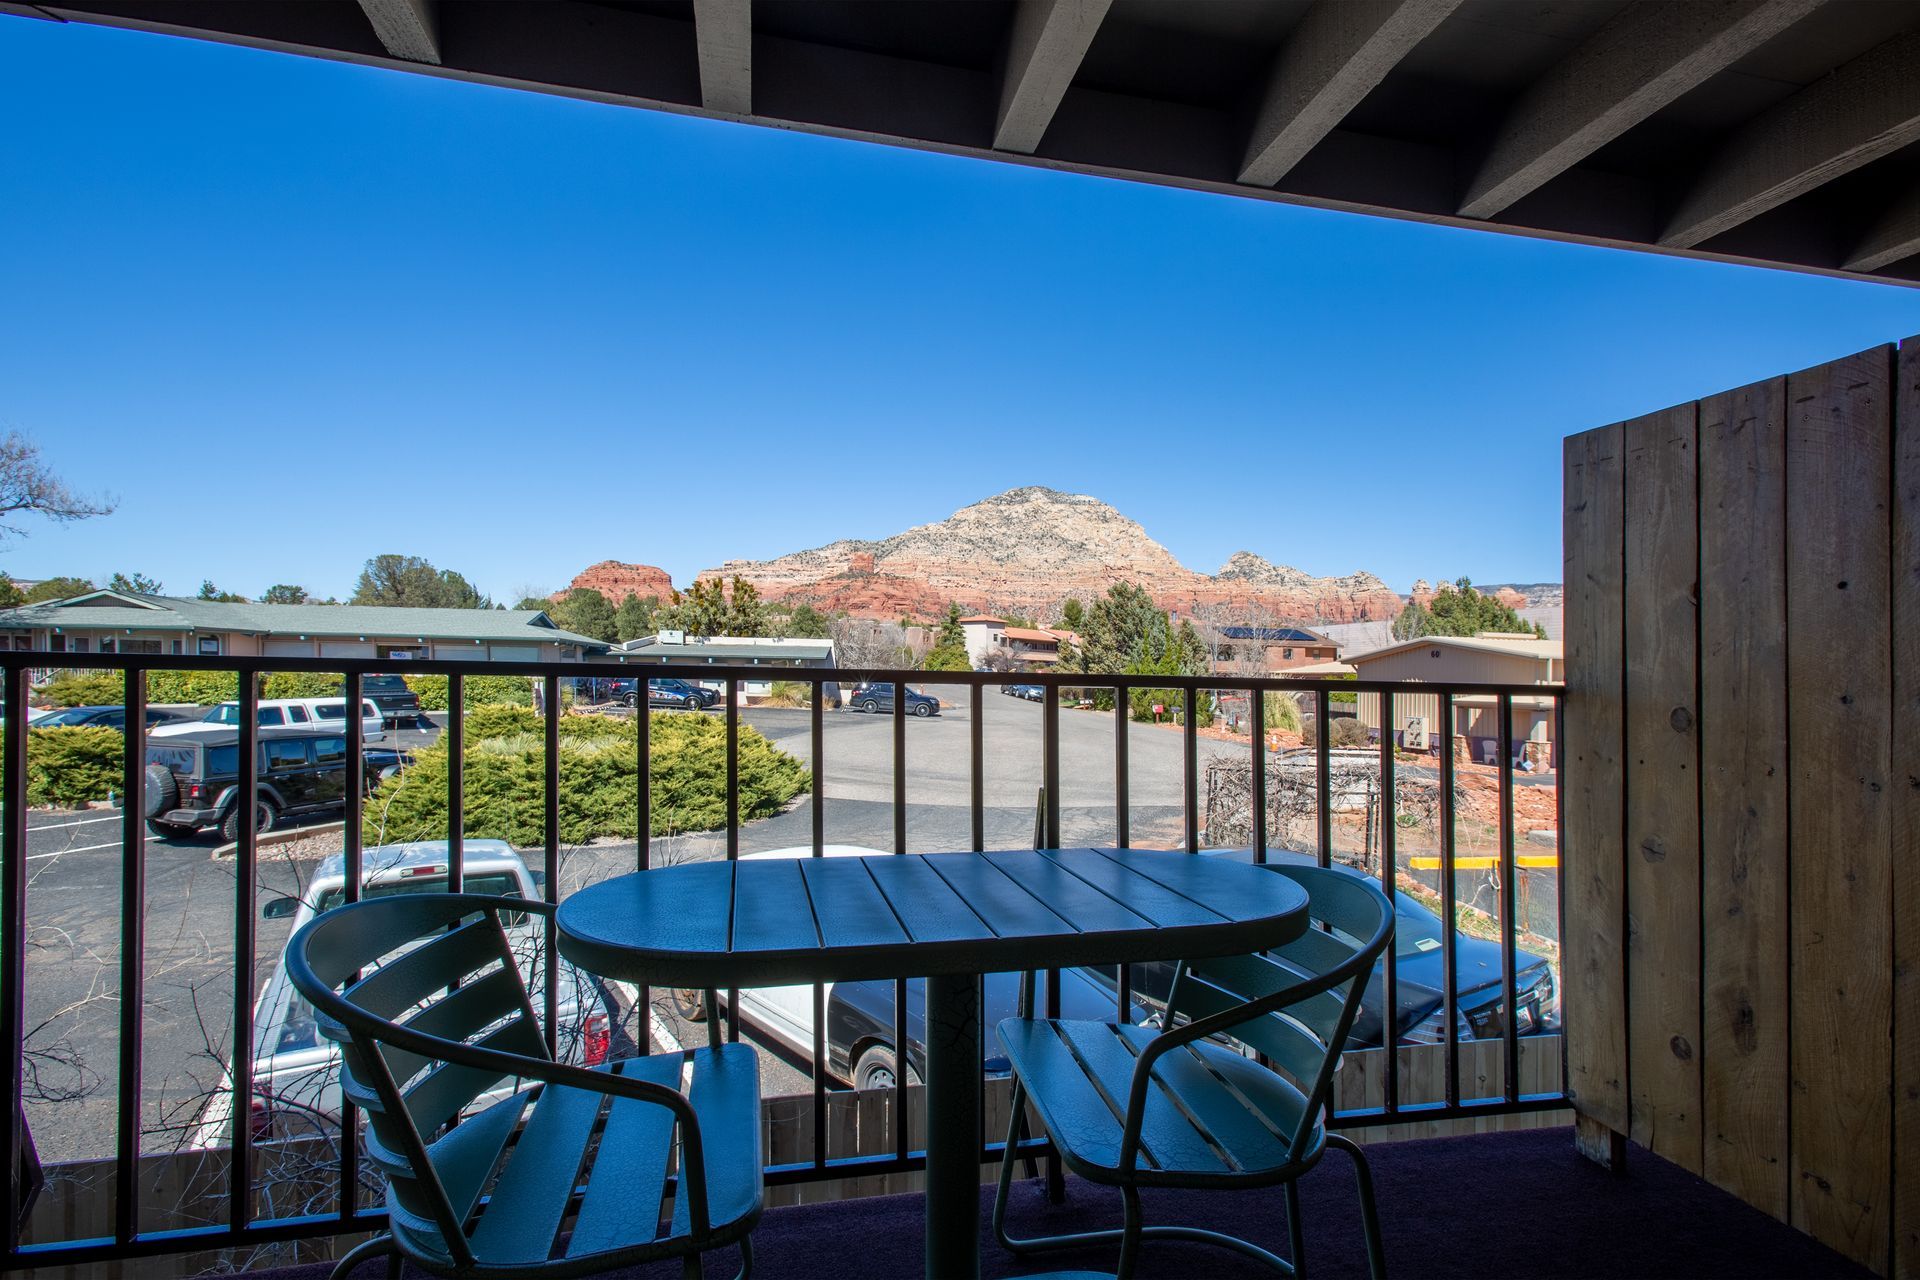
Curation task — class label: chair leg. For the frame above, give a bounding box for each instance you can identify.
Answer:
[683,1249,703,1280]
[1285,1179,1305,1279]
[991,1080,1027,1254]
[328,1233,399,1280]
[1114,1184,1143,1280]
[1327,1134,1386,1280]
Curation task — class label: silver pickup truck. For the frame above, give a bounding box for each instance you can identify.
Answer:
[186,840,625,1149]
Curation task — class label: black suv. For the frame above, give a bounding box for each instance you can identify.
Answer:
[137,727,405,843]
[352,675,423,727]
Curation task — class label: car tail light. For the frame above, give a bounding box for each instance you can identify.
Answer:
[583,1011,610,1066]
[249,1093,273,1141]
[187,783,205,800]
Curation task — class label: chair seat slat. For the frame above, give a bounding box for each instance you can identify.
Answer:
[466,1078,606,1264]
[1121,1029,1299,1173]
[996,1019,1130,1172]
[672,1042,766,1240]
[1054,1021,1227,1175]
[566,1056,682,1256]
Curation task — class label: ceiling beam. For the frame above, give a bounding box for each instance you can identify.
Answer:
[1845,183,1920,272]
[994,0,1112,154]
[356,0,437,65]
[1458,0,1821,221]
[1238,0,1462,188]
[693,0,752,117]
[1662,26,1920,248]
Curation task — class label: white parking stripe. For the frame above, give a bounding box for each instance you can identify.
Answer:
[649,1009,684,1054]
[28,840,122,861]
[28,815,118,832]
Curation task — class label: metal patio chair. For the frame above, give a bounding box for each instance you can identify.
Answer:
[286,892,762,1280]
[992,863,1394,1280]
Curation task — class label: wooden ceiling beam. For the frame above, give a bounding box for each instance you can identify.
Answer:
[1238,0,1462,189]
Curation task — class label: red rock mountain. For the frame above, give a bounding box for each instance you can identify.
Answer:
[562,561,675,602]
[699,487,1405,623]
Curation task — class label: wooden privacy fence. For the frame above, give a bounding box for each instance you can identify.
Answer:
[1563,336,1919,1276]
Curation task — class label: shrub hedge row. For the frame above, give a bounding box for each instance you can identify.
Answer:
[401,674,535,711]
[362,707,808,845]
[27,726,121,808]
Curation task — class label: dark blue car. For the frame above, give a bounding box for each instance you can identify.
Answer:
[1097,849,1558,1048]
[847,683,940,717]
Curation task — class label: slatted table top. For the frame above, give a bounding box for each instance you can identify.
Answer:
[555,847,1311,989]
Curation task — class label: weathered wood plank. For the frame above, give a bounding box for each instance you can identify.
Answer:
[1623,403,1703,1173]
[1563,422,1630,1140]
[1699,375,1791,1221]
[1786,347,1894,1272]
[1892,335,1920,1280]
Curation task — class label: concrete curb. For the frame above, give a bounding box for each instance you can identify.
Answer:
[210,819,345,861]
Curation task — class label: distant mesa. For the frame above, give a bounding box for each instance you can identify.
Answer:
[700,486,1405,623]
[561,560,675,603]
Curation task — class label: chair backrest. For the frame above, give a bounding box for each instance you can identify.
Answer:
[1164,864,1393,1159]
[285,893,553,1269]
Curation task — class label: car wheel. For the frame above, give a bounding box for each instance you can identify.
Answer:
[220,799,278,845]
[912,702,933,718]
[852,1045,920,1092]
[686,695,702,711]
[860,698,879,714]
[671,988,708,1022]
[624,692,639,708]
[145,819,186,839]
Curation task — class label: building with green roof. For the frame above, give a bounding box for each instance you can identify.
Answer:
[0,590,610,662]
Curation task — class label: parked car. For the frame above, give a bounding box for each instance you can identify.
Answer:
[187,841,626,1148]
[1000,684,1045,702]
[135,725,395,842]
[151,697,385,743]
[27,704,183,730]
[639,678,721,711]
[846,683,941,717]
[1081,848,1560,1047]
[671,846,1151,1086]
[353,674,423,727]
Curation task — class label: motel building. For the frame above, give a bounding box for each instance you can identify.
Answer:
[0,590,609,664]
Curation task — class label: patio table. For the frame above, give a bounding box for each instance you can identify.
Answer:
[555,846,1311,1280]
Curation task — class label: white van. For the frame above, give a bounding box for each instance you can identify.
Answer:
[151,697,385,742]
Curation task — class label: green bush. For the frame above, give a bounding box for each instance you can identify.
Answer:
[146,670,241,706]
[361,708,808,845]
[261,671,342,700]
[403,674,535,711]
[34,671,124,707]
[27,726,122,808]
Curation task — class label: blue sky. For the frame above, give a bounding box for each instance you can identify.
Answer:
[7,19,1920,605]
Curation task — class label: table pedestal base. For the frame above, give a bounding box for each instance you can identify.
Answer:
[925,971,981,1280]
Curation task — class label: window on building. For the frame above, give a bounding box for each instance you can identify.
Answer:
[121,639,163,655]
[99,638,115,654]
[1282,648,1294,660]
[69,638,88,653]
[197,637,221,656]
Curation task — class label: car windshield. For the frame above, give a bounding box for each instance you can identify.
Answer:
[201,704,240,725]
[363,676,408,692]
[1393,899,1447,959]
[312,870,519,915]
[146,744,197,775]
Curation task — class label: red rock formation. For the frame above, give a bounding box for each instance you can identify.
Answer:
[702,487,1407,624]
[562,561,675,603]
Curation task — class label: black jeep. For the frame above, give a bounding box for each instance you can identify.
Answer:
[138,726,407,843]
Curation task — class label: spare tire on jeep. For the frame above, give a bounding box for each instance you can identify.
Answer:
[143,763,177,819]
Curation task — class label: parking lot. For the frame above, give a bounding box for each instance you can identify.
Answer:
[14,692,1361,1162]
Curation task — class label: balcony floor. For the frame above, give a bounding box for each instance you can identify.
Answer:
[284,1126,1869,1279]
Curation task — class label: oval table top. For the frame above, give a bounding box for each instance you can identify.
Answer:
[555,846,1311,989]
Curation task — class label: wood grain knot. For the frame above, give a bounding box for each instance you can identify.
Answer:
[1668,707,1692,733]
[1640,836,1667,863]
[1669,1035,1693,1061]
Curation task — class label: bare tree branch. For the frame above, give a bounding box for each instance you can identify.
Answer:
[0,432,115,537]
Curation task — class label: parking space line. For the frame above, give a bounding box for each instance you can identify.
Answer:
[28,840,123,859]
[28,815,119,832]
[649,1009,683,1054]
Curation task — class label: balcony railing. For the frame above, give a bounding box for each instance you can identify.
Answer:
[0,652,1565,1273]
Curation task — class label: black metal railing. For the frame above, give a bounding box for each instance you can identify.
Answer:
[0,652,1566,1271]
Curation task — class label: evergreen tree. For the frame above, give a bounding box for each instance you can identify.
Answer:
[783,603,830,639]
[108,570,162,594]
[1059,598,1085,632]
[351,555,492,608]
[24,575,94,603]
[614,593,659,642]
[726,576,769,637]
[1394,578,1543,639]
[550,588,618,642]
[198,580,247,602]
[923,602,971,671]
[261,583,310,605]
[0,578,22,608]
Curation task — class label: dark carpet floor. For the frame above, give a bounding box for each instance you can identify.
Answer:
[280,1126,1872,1280]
